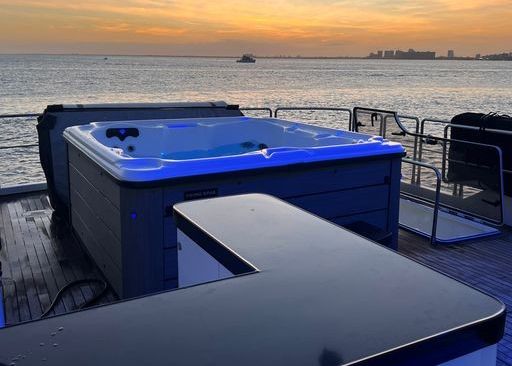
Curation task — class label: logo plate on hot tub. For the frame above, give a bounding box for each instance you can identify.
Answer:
[184,188,219,201]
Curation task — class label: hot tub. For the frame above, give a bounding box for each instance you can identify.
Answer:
[64,116,405,298]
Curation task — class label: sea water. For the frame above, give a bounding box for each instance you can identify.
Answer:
[1,54,512,184]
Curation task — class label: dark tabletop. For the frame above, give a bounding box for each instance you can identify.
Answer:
[0,194,505,366]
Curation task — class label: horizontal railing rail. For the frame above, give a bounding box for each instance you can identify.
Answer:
[0,143,39,150]
[0,107,509,229]
[239,107,273,118]
[274,107,352,130]
[442,123,512,177]
[0,113,40,119]
[353,107,505,226]
[0,113,42,190]
[0,113,41,149]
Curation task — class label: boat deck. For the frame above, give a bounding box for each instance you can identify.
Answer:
[0,191,511,365]
[399,229,512,366]
[0,191,117,324]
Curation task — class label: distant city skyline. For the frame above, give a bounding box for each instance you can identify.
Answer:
[1,0,511,57]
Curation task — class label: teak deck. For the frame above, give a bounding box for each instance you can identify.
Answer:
[0,192,117,324]
[0,192,510,365]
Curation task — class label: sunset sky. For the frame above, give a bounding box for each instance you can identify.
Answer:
[1,0,511,57]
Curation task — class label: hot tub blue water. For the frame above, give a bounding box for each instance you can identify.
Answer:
[160,140,268,160]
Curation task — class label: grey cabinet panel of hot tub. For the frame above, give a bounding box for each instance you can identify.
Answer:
[161,160,397,250]
[72,206,123,294]
[70,189,122,269]
[120,187,164,298]
[159,159,401,293]
[330,209,388,227]
[218,160,392,198]
[69,165,121,239]
[69,141,401,298]
[69,144,133,297]
[287,185,389,218]
[164,248,178,280]
[68,147,121,209]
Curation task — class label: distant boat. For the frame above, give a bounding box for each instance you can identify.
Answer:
[237,54,256,63]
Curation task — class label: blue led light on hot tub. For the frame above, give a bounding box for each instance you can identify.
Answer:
[167,124,196,129]
[160,140,267,160]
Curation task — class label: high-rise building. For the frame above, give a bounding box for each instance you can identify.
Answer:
[394,49,436,60]
[377,50,383,58]
[383,50,395,58]
[475,54,481,59]
[448,50,455,58]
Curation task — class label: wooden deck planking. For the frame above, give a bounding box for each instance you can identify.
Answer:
[398,229,512,366]
[0,192,117,325]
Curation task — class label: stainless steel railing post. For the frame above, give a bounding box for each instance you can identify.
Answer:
[402,158,442,245]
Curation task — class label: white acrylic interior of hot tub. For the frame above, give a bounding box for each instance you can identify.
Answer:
[63,116,405,182]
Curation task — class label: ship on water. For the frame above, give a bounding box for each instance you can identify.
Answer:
[236,53,256,63]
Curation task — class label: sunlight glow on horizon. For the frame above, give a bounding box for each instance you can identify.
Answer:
[1,0,511,56]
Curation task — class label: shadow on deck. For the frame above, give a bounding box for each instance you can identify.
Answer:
[0,191,117,324]
[0,192,510,364]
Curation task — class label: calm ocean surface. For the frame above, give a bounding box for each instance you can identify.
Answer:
[1,54,512,185]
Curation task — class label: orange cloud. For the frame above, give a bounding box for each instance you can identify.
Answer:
[0,0,511,56]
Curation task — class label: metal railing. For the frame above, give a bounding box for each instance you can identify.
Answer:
[401,159,442,245]
[384,114,421,183]
[0,113,40,150]
[353,107,504,227]
[420,118,511,203]
[0,113,44,192]
[0,107,508,234]
[274,107,352,130]
[441,123,512,178]
[239,107,273,118]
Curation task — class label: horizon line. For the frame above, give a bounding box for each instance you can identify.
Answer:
[0,51,510,59]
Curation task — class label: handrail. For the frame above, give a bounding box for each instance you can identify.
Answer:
[384,114,421,183]
[401,158,442,245]
[0,113,41,190]
[420,118,450,136]
[0,114,40,150]
[443,122,512,137]
[442,123,512,176]
[0,143,38,150]
[0,113,40,119]
[399,115,504,226]
[352,107,391,135]
[355,108,504,226]
[274,107,352,130]
[239,107,273,118]
[388,114,502,165]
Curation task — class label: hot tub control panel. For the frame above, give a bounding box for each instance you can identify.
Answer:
[106,127,139,141]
